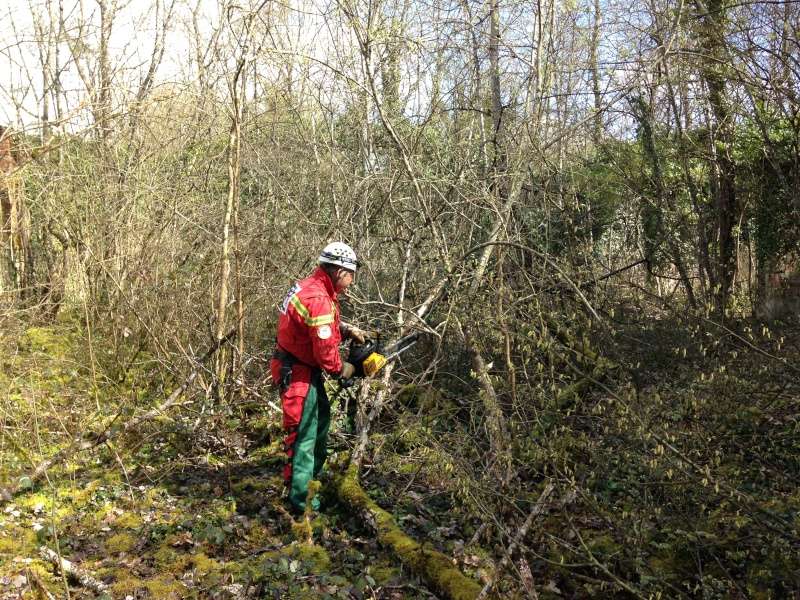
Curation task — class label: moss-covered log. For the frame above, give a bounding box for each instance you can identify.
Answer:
[335,463,489,600]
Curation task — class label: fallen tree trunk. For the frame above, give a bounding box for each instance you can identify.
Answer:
[0,329,236,501]
[335,462,490,600]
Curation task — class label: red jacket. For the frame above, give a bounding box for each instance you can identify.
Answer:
[275,266,343,375]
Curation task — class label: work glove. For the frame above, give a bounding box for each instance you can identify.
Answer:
[340,362,356,379]
[347,326,370,344]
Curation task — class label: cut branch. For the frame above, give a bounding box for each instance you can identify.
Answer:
[39,546,108,594]
[351,276,448,468]
[476,483,554,599]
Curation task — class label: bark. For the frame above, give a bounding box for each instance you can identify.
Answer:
[457,0,514,482]
[128,0,177,132]
[351,271,445,468]
[381,19,402,120]
[214,90,242,388]
[96,0,115,142]
[590,0,602,142]
[0,128,14,290]
[663,59,713,297]
[458,0,489,176]
[476,483,554,599]
[215,2,262,389]
[458,317,511,480]
[27,567,57,600]
[31,8,53,141]
[0,131,32,298]
[694,0,737,314]
[488,0,504,171]
[52,0,65,139]
[42,222,68,321]
[633,96,697,308]
[341,0,453,271]
[531,0,546,127]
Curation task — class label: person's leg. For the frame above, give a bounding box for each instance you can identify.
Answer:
[313,379,331,478]
[288,383,319,511]
[280,374,308,489]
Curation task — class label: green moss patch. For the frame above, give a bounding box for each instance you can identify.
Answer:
[106,532,137,554]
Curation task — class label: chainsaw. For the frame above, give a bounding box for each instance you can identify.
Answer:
[347,331,421,379]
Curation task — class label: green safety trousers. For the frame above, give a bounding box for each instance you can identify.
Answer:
[285,372,331,511]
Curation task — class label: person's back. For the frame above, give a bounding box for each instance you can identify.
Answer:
[275,266,342,373]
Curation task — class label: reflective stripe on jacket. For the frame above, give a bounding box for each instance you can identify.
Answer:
[275,266,343,375]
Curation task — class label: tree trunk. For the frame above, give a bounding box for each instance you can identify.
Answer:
[589,0,602,143]
[694,0,737,314]
[215,62,245,392]
[633,95,697,308]
[96,0,114,143]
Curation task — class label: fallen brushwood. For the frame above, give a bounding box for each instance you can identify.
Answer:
[0,329,236,501]
[27,567,57,600]
[542,319,619,409]
[39,547,108,594]
[476,483,554,599]
[335,462,490,600]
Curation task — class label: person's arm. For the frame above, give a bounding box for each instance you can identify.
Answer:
[304,296,344,375]
[340,321,369,343]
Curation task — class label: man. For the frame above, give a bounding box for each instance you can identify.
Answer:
[270,242,369,512]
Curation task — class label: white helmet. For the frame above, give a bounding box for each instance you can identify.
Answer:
[319,242,358,271]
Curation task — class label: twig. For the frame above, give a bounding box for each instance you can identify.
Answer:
[463,241,601,321]
[704,317,800,376]
[351,277,447,468]
[27,567,57,600]
[468,522,489,547]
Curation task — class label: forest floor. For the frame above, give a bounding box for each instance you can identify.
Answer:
[1,310,799,599]
[0,319,476,599]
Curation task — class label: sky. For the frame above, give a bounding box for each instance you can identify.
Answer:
[0,0,656,140]
[0,0,220,130]
[0,0,364,134]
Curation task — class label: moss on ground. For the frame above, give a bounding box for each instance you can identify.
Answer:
[114,510,144,529]
[20,326,77,358]
[106,531,137,554]
[145,575,186,598]
[0,530,21,555]
[109,574,147,597]
[368,563,401,585]
[0,320,443,599]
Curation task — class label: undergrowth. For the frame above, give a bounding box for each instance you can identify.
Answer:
[1,312,799,598]
[0,318,437,599]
